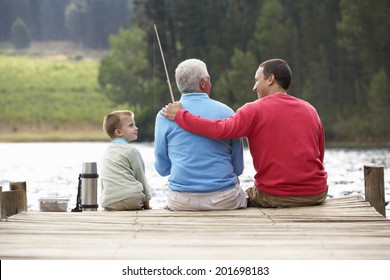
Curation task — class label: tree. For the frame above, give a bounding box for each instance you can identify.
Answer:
[367,68,390,140]
[338,0,390,79]
[40,0,69,40]
[98,27,166,140]
[11,17,31,49]
[249,0,300,95]
[65,0,134,48]
[214,49,257,110]
[335,0,390,142]
[99,27,151,104]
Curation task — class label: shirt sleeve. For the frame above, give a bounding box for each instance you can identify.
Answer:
[174,107,249,140]
[231,138,244,176]
[154,114,172,176]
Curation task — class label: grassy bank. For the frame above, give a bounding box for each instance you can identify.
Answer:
[0,54,124,141]
[0,129,108,142]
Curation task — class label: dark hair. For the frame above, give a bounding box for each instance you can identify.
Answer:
[260,59,292,90]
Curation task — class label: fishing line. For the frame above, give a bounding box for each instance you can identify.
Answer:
[153,25,156,117]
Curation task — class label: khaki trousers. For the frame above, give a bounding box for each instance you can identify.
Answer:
[167,185,248,211]
[246,186,328,208]
[104,196,145,211]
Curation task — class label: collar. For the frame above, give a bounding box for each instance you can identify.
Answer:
[112,137,129,144]
[180,92,209,100]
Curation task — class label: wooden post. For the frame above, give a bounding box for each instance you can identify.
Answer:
[1,182,27,219]
[0,186,2,220]
[364,165,386,217]
[9,181,27,211]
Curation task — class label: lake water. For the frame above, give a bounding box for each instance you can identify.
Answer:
[0,142,389,215]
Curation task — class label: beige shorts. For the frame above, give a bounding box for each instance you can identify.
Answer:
[104,195,145,211]
[246,186,328,208]
[167,185,248,211]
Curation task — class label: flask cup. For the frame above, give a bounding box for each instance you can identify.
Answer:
[81,162,99,211]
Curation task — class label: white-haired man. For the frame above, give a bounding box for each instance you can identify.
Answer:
[154,58,247,211]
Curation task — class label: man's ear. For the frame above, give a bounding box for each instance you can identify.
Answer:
[267,74,276,86]
[199,80,205,90]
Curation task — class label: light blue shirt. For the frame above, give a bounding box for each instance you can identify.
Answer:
[154,93,244,192]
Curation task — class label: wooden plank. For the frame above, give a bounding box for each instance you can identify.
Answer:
[0,196,390,260]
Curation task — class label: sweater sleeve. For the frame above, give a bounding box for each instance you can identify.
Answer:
[174,108,248,140]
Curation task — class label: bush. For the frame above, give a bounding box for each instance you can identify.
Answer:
[11,17,31,49]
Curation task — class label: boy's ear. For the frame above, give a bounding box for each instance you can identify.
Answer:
[115,128,122,137]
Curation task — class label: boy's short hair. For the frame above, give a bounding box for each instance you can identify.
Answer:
[103,110,134,139]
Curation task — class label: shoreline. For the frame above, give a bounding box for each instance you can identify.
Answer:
[0,131,389,148]
[0,130,107,143]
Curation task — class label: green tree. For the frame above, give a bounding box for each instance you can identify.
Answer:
[249,0,300,94]
[367,68,390,140]
[136,0,261,93]
[338,0,390,79]
[98,27,167,140]
[251,0,297,61]
[335,0,390,142]
[65,0,86,44]
[40,0,69,40]
[214,49,257,110]
[65,0,134,48]
[11,17,31,48]
[337,0,390,115]
[99,27,151,104]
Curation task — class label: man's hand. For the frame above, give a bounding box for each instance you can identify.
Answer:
[160,101,183,120]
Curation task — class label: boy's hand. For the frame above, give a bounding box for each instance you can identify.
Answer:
[143,201,151,210]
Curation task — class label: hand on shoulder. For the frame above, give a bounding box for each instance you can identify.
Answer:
[160,101,183,120]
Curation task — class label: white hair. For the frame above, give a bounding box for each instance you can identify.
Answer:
[175,58,209,93]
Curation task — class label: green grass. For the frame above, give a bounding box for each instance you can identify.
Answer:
[0,55,122,141]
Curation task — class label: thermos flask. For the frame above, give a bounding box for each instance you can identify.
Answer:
[80,162,99,211]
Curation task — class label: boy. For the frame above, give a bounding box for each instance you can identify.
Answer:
[100,110,151,210]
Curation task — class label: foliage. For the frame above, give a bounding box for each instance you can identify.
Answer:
[214,49,257,110]
[64,0,134,48]
[367,68,390,140]
[99,27,150,104]
[11,17,31,49]
[132,0,390,144]
[0,0,71,41]
[98,26,171,141]
[0,0,389,143]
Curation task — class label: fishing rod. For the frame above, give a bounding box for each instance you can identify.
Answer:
[154,24,175,103]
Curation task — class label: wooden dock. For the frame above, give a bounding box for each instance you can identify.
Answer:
[1,195,390,260]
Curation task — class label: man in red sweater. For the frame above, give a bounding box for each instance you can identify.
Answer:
[161,59,328,208]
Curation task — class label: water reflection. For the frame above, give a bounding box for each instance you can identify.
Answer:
[0,143,389,212]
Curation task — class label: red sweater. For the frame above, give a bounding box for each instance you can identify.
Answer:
[175,94,328,196]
